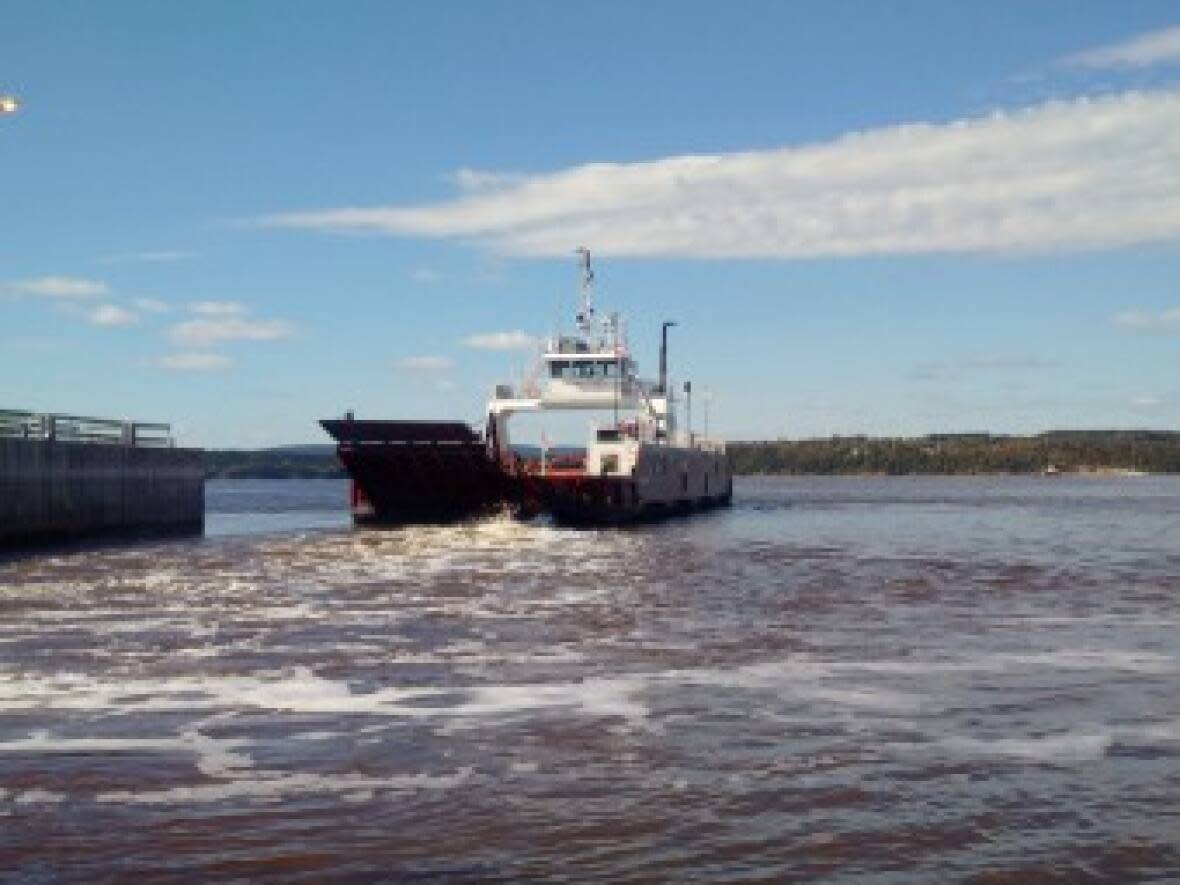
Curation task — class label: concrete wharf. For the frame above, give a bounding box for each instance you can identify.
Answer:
[0,410,204,550]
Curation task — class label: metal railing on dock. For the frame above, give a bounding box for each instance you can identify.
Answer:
[0,410,175,448]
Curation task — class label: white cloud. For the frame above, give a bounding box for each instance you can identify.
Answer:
[452,168,525,192]
[1112,308,1180,331]
[263,89,1180,259]
[133,297,170,313]
[464,330,536,351]
[411,267,441,284]
[188,300,247,316]
[88,304,138,327]
[1129,394,1161,410]
[169,317,294,347]
[396,355,454,372]
[7,276,109,298]
[1063,25,1180,69]
[155,352,234,371]
[101,250,194,264]
[911,355,1059,382]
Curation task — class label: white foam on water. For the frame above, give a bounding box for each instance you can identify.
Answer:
[18,607,126,623]
[291,730,344,742]
[0,727,255,782]
[183,728,254,778]
[820,659,975,675]
[0,733,183,754]
[242,602,325,622]
[427,676,651,729]
[0,666,651,730]
[12,789,67,805]
[984,649,1176,674]
[1137,719,1180,742]
[0,668,403,715]
[764,648,1176,678]
[141,570,182,591]
[95,767,473,806]
[940,732,1113,763]
[665,658,926,712]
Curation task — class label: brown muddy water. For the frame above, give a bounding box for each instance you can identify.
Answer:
[2,476,1178,882]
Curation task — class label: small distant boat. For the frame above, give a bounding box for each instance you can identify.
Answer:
[1042,463,1061,476]
[322,249,732,526]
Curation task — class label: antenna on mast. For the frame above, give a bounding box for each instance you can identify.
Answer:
[575,246,594,330]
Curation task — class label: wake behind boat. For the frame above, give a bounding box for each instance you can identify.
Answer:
[321,250,731,526]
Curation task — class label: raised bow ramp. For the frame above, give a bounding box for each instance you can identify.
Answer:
[320,419,516,524]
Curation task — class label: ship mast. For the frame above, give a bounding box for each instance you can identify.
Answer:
[575,246,595,333]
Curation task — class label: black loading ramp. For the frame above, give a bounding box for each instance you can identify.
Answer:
[320,419,516,523]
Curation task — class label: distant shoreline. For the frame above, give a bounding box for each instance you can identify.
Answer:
[204,431,1179,479]
[727,431,1179,476]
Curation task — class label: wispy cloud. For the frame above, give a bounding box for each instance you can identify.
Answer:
[395,355,454,372]
[188,300,247,316]
[154,352,234,371]
[133,297,170,314]
[100,250,194,265]
[1129,394,1161,410]
[169,316,294,347]
[6,276,109,298]
[452,168,526,192]
[1062,25,1180,69]
[464,330,536,351]
[911,355,1059,382]
[262,89,1180,260]
[1112,308,1180,332]
[88,304,138,327]
[395,355,457,392]
[411,267,441,284]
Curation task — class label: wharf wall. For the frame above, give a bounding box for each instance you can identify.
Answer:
[0,438,204,550]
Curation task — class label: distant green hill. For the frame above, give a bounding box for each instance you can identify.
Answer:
[204,431,1180,479]
[204,448,345,479]
[728,430,1180,475]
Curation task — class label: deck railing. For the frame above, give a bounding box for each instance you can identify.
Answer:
[0,410,175,448]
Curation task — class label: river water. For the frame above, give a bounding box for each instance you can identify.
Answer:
[2,476,1178,882]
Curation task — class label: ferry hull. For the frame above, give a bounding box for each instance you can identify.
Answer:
[321,418,733,528]
[523,474,733,527]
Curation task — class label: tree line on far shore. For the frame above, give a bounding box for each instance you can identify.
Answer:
[203,430,1180,479]
[727,430,1180,475]
[204,447,346,479]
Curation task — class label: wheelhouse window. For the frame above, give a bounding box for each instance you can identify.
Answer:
[550,357,625,380]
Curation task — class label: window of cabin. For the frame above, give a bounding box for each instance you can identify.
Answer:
[550,360,569,378]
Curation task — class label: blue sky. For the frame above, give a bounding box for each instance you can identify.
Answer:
[2,1,1179,447]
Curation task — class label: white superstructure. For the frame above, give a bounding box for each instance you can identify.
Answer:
[484,250,731,521]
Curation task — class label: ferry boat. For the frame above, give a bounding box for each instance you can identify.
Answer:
[321,249,732,526]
